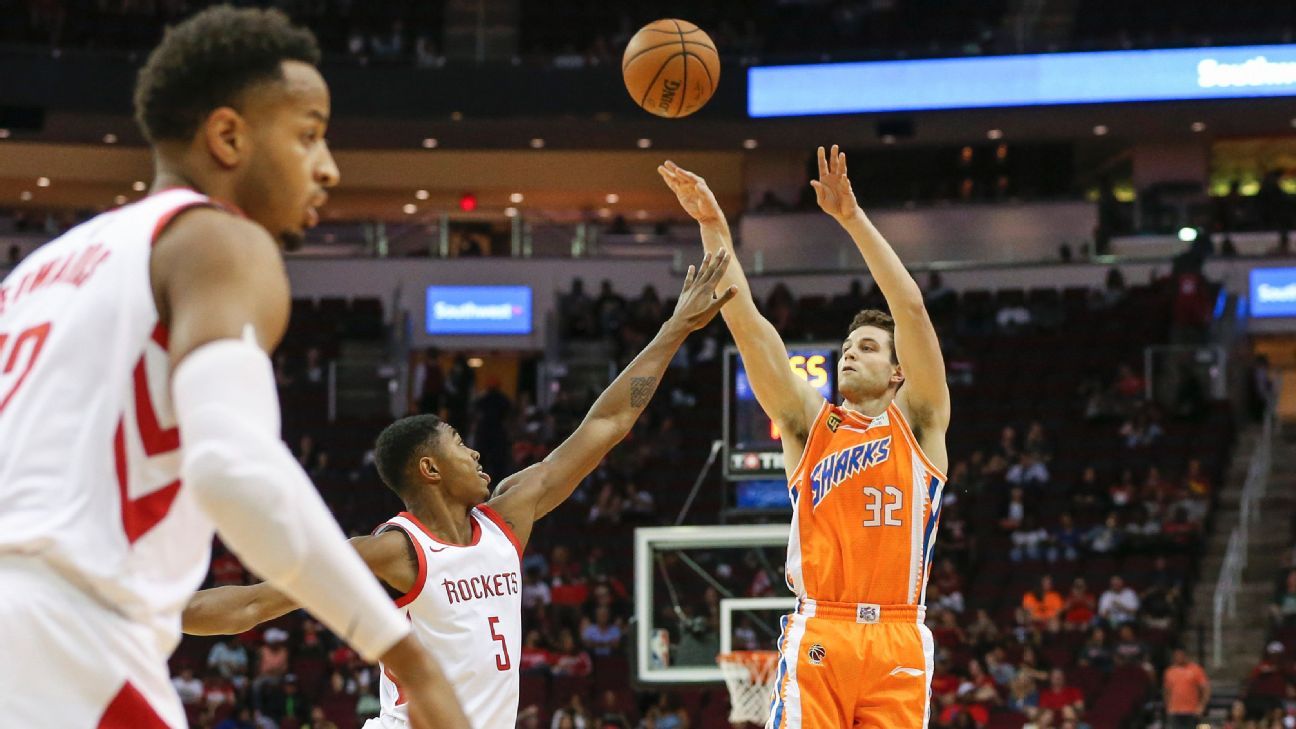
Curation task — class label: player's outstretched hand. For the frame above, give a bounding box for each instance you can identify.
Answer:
[658,160,723,224]
[670,248,738,332]
[380,634,472,729]
[810,144,863,225]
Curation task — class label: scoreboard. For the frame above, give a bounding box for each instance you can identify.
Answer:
[723,343,838,481]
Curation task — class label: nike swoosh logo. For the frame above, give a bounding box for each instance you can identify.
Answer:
[889,667,926,678]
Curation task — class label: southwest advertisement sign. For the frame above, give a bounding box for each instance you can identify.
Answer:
[1250,267,1296,318]
[749,43,1296,117]
[425,286,533,335]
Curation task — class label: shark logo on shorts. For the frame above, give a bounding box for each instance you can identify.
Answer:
[809,436,892,508]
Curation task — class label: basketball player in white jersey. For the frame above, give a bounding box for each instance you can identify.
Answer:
[0,8,467,729]
[181,252,740,728]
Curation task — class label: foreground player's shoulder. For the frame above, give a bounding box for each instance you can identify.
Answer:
[151,208,290,358]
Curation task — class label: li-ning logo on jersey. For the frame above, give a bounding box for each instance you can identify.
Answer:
[809,436,892,508]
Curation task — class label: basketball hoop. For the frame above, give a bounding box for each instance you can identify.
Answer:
[716,650,779,725]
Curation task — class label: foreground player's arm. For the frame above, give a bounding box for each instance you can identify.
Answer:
[658,162,823,450]
[182,530,418,635]
[812,145,951,437]
[153,209,469,729]
[488,252,737,545]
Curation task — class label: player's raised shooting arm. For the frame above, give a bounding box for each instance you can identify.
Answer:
[182,531,418,636]
[490,252,737,538]
[658,161,824,441]
[811,145,950,432]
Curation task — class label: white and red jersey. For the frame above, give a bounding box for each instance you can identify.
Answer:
[0,188,224,656]
[374,505,523,729]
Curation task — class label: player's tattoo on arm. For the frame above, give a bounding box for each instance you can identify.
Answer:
[630,377,657,407]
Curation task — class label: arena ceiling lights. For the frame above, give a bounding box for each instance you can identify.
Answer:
[748,43,1296,117]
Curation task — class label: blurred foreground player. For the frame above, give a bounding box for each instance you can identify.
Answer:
[182,253,739,728]
[661,147,950,728]
[0,8,467,728]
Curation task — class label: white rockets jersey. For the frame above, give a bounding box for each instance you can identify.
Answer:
[375,505,523,729]
[0,188,225,656]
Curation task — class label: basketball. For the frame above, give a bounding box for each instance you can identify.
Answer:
[621,19,720,119]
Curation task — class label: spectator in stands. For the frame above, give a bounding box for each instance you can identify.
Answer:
[1112,625,1150,670]
[208,637,250,689]
[1038,669,1085,714]
[520,630,554,674]
[444,353,476,427]
[1078,627,1112,673]
[1011,516,1050,562]
[1007,453,1050,488]
[580,605,624,657]
[1071,466,1104,507]
[522,568,552,612]
[1021,576,1064,626]
[215,706,255,729]
[1005,673,1041,719]
[960,659,1002,711]
[932,610,968,651]
[1249,354,1275,422]
[1269,569,1296,627]
[1112,364,1145,403]
[1001,487,1027,531]
[587,482,624,524]
[172,665,204,708]
[1063,579,1097,631]
[552,629,593,677]
[1048,514,1082,563]
[1222,699,1248,729]
[595,280,627,338]
[985,646,1017,688]
[251,629,290,705]
[996,425,1020,462]
[1119,408,1164,449]
[1084,513,1123,555]
[412,346,445,416]
[472,377,512,478]
[966,609,1001,649]
[1098,576,1140,627]
[1108,469,1136,512]
[306,705,339,729]
[1140,556,1183,630]
[1163,648,1210,729]
[304,346,326,385]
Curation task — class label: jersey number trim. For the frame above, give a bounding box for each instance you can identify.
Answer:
[488,615,512,671]
[862,485,903,527]
[0,321,52,415]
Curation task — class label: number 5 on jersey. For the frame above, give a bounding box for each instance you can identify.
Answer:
[863,485,903,527]
[488,616,511,671]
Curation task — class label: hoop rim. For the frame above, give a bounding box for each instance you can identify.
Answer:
[716,650,779,665]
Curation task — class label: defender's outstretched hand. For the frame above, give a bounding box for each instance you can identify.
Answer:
[658,160,723,224]
[671,249,738,331]
[810,144,862,225]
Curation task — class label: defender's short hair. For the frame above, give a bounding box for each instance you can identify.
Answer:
[134,6,320,143]
[374,415,445,496]
[848,309,898,364]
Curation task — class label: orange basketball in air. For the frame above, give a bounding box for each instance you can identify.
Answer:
[622,19,720,119]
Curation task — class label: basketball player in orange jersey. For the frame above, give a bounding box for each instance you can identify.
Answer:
[0,8,467,728]
[660,145,949,729]
[181,252,738,729]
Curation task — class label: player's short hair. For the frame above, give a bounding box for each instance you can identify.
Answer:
[848,308,898,364]
[374,415,445,496]
[133,6,321,143]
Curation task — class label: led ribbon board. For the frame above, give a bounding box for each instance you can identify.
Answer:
[749,44,1296,117]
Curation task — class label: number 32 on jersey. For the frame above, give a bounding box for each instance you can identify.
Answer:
[862,485,903,527]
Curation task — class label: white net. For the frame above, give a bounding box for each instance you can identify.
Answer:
[717,651,779,726]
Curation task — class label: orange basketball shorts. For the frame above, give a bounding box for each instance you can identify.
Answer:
[766,600,934,729]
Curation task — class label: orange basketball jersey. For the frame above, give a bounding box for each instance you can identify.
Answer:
[785,400,946,607]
